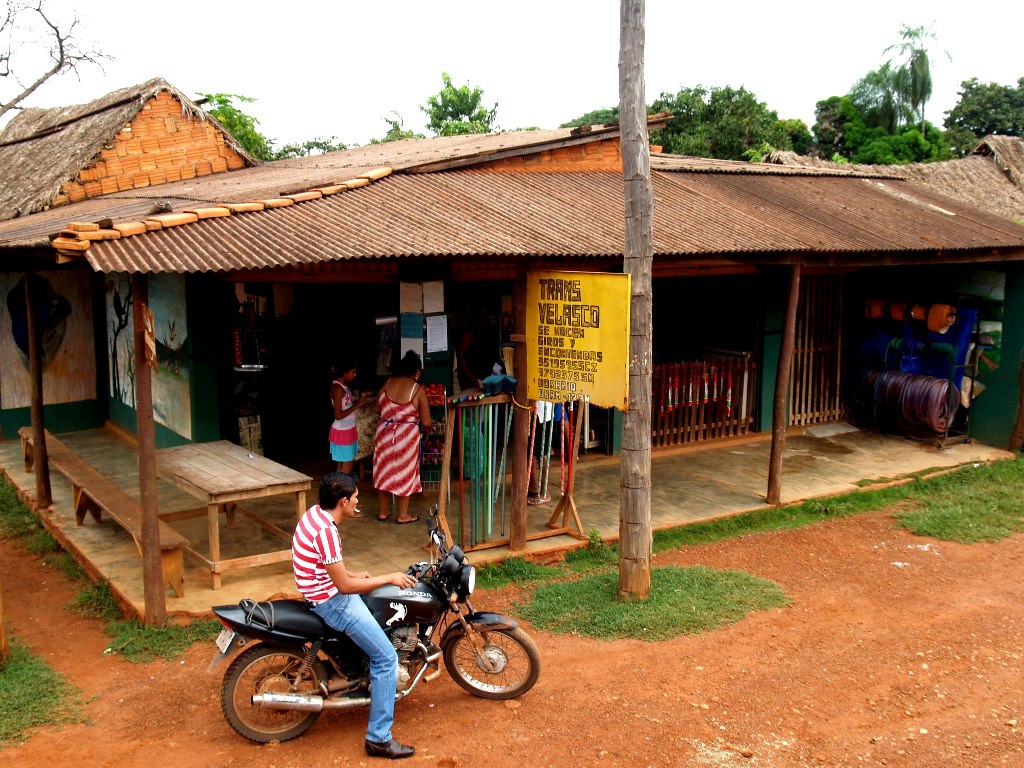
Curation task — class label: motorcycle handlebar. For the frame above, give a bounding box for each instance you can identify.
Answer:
[406,561,431,579]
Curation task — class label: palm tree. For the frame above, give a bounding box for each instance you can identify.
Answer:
[850,62,913,134]
[885,23,950,135]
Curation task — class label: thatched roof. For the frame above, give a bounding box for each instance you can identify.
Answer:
[767,137,1024,223]
[0,77,257,220]
[972,135,1024,192]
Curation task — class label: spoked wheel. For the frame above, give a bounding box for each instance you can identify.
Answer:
[443,627,540,699]
[220,644,325,743]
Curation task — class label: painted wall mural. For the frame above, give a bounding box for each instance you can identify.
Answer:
[0,270,97,409]
[106,273,192,439]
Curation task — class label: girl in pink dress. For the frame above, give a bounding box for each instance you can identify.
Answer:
[329,359,369,478]
[373,351,432,524]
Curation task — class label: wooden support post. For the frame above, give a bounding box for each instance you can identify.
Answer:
[510,269,529,551]
[207,503,222,591]
[131,273,167,625]
[0,575,9,667]
[766,265,802,505]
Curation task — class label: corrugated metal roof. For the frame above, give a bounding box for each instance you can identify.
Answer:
[81,169,1024,274]
[0,124,631,248]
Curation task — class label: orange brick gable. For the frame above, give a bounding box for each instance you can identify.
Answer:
[470,136,623,173]
[53,91,248,206]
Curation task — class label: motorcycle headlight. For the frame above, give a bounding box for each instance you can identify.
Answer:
[459,564,475,598]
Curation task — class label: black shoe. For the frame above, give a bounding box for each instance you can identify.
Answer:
[365,738,415,759]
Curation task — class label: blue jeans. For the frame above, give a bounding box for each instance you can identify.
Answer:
[312,592,398,743]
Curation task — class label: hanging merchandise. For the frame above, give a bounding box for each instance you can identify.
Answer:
[865,299,886,319]
[926,304,958,334]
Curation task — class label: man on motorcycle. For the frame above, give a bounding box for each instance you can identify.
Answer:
[292,472,418,759]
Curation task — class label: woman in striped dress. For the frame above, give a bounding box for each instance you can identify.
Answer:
[373,351,432,524]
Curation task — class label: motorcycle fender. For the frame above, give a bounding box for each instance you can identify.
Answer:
[441,611,518,644]
[207,631,246,674]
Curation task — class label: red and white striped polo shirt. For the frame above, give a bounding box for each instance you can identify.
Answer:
[292,504,343,603]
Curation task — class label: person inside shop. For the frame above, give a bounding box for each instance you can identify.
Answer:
[292,472,417,759]
[456,305,503,391]
[329,357,371,496]
[373,350,432,524]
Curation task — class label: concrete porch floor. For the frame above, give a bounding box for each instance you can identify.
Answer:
[0,424,1012,619]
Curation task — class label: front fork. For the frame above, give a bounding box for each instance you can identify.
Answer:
[449,601,500,673]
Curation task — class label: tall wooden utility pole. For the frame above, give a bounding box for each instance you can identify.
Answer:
[618,0,653,600]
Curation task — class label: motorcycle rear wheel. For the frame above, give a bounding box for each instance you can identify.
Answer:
[443,627,540,699]
[221,643,325,743]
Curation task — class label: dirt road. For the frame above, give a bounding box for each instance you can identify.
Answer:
[1,508,1021,767]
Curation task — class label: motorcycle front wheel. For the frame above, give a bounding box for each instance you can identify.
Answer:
[221,643,326,743]
[443,627,540,699]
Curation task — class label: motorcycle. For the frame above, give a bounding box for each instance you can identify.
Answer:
[209,504,541,743]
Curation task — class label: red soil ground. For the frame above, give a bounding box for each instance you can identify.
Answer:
[1,507,1022,767]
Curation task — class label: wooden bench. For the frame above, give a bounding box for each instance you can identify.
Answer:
[19,427,188,598]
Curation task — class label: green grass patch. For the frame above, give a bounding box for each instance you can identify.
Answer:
[519,565,789,641]
[0,478,55,556]
[44,551,89,583]
[102,618,221,663]
[653,457,1024,552]
[476,557,560,589]
[563,535,619,573]
[0,638,84,746]
[896,460,1024,542]
[68,580,122,621]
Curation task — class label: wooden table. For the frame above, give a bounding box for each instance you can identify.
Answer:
[155,441,311,589]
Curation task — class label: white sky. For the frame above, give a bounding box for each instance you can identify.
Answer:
[2,0,1021,150]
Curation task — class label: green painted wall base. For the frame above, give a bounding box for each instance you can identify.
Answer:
[0,401,104,441]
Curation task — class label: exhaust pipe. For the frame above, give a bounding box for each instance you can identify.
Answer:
[252,645,442,713]
[252,692,368,712]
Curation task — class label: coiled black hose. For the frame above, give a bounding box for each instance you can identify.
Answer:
[861,369,959,436]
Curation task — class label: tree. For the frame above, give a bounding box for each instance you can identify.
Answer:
[272,136,346,159]
[560,107,620,128]
[618,0,653,602]
[199,92,273,161]
[811,94,952,164]
[849,62,913,134]
[420,72,497,136]
[650,85,792,160]
[369,113,425,144]
[944,76,1024,156]
[884,23,949,135]
[200,92,348,160]
[0,0,107,121]
[779,118,813,156]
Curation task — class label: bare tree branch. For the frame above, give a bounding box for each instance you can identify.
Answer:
[0,1,108,121]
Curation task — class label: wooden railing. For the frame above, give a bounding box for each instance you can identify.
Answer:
[789,275,851,426]
[651,356,758,447]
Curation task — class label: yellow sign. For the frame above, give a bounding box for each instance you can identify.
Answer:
[526,270,630,410]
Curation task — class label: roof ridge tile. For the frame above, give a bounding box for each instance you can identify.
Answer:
[50,168,395,259]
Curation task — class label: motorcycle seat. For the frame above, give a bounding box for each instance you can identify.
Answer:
[241,598,333,637]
